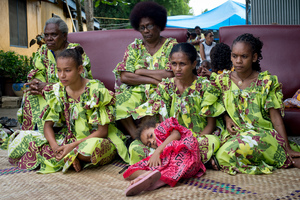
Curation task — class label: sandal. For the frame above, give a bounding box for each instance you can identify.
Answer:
[0,117,9,124]
[125,170,161,196]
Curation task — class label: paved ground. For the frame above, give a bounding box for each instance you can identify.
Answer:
[0,108,19,119]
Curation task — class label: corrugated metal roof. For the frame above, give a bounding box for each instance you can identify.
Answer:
[251,0,300,25]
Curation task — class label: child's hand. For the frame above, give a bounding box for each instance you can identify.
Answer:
[55,143,75,161]
[147,152,161,167]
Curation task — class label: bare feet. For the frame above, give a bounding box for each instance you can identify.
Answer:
[287,148,300,158]
[72,158,82,172]
[125,171,161,196]
[206,156,220,171]
[130,171,152,185]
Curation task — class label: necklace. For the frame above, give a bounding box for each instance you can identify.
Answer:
[145,37,162,55]
[236,71,254,86]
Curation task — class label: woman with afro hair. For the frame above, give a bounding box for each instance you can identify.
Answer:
[113,2,177,143]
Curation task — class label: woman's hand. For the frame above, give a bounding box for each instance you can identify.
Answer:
[120,71,160,85]
[51,145,60,158]
[224,114,238,135]
[134,69,144,75]
[269,108,300,158]
[134,69,174,82]
[147,151,161,167]
[55,143,76,161]
[24,78,47,95]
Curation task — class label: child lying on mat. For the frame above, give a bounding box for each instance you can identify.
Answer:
[123,117,205,196]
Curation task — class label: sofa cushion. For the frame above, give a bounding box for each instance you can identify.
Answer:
[283,108,300,136]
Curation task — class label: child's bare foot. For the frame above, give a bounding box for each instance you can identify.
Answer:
[125,171,161,196]
[130,171,152,185]
[206,156,220,171]
[72,158,82,172]
[287,149,300,158]
[210,158,219,170]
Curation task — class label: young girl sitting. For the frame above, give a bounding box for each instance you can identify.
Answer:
[1,46,129,173]
[123,117,205,196]
[213,33,300,175]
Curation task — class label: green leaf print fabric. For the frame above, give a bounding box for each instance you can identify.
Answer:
[129,77,226,165]
[113,38,177,120]
[213,71,300,175]
[2,80,129,173]
[17,43,92,133]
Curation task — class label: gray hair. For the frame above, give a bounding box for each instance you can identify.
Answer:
[44,17,68,34]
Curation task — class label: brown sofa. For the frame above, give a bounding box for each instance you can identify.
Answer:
[68,26,299,136]
[68,28,187,92]
[219,25,300,136]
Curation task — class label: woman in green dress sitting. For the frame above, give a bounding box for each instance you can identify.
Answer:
[1,46,128,173]
[19,17,92,134]
[129,43,225,167]
[113,2,177,139]
[213,33,300,175]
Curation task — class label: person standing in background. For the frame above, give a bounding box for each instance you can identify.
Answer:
[199,30,216,63]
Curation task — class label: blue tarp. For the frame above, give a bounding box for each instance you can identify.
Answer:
[166,0,248,30]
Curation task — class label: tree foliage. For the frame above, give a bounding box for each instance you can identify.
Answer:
[94,0,192,29]
[202,8,208,14]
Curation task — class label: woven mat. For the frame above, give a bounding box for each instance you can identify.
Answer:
[0,150,299,200]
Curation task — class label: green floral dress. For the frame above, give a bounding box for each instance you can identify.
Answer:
[0,124,9,144]
[214,71,300,175]
[113,38,177,120]
[2,80,129,173]
[17,43,92,133]
[129,77,225,165]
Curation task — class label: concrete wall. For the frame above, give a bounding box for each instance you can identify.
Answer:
[0,0,83,57]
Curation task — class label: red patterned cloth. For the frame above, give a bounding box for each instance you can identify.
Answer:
[123,117,205,187]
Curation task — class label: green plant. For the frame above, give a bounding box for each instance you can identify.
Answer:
[0,50,34,83]
[29,34,45,48]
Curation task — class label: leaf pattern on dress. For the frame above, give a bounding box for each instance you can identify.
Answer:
[213,71,296,175]
[113,38,177,120]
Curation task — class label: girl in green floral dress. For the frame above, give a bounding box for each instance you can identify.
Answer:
[213,33,300,175]
[18,17,92,134]
[1,46,129,173]
[129,43,225,167]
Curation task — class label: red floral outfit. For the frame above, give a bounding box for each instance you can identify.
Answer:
[123,117,205,187]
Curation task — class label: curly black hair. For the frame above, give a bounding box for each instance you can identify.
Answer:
[210,43,232,72]
[232,33,263,72]
[130,1,167,31]
[136,118,157,141]
[57,46,84,67]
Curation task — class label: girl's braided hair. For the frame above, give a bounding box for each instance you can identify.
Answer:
[57,46,84,67]
[232,33,263,72]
